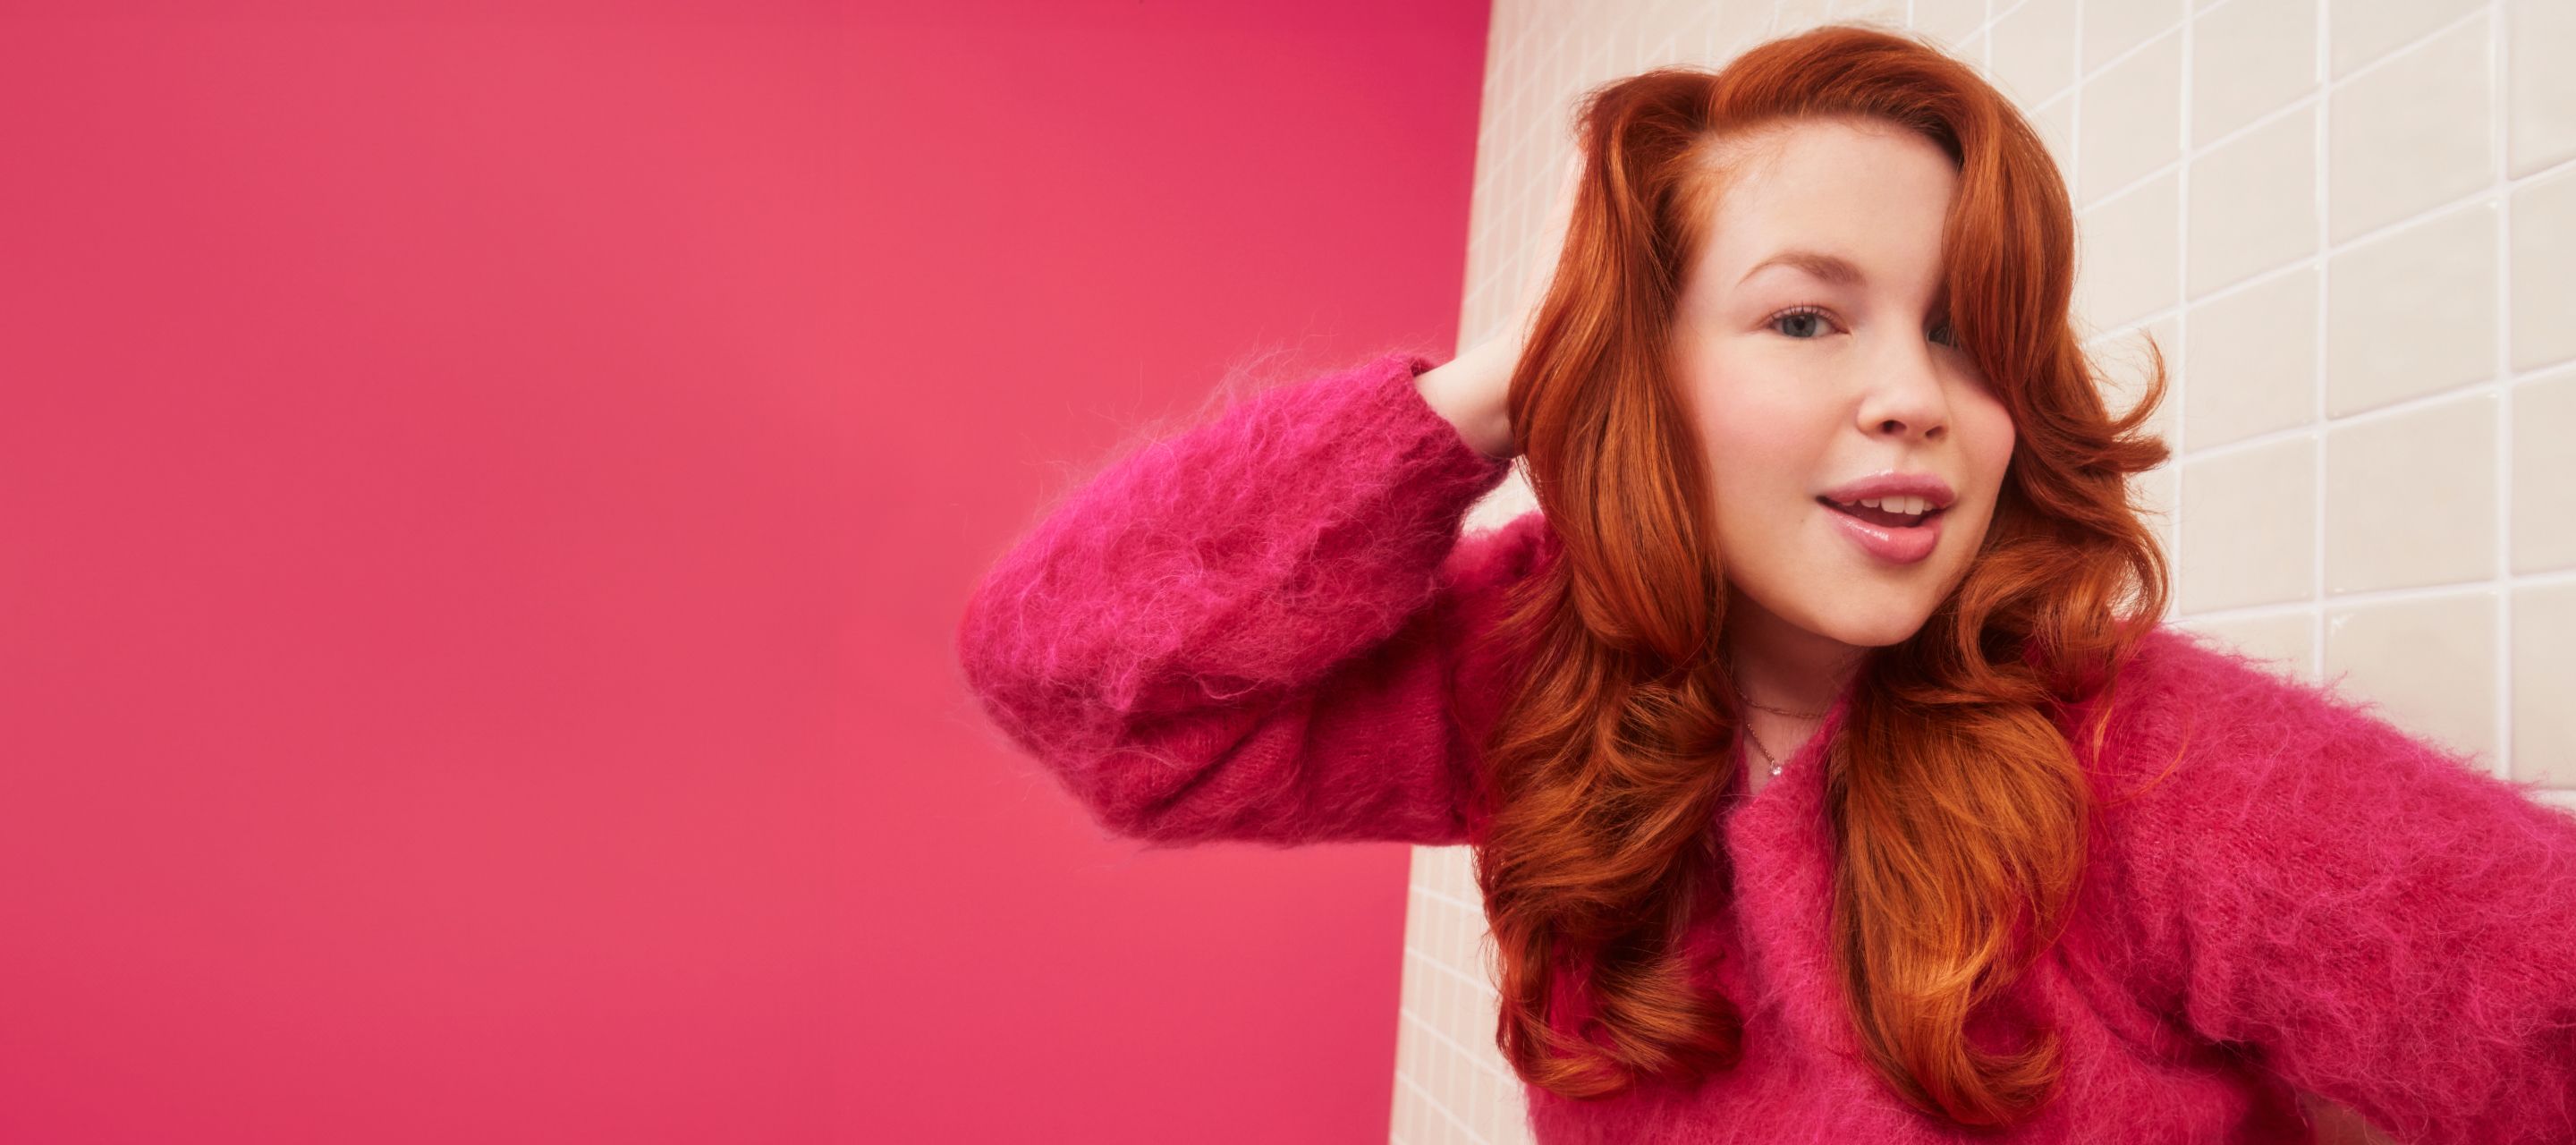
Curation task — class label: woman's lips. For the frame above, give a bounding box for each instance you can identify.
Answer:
[1818,496,1945,564]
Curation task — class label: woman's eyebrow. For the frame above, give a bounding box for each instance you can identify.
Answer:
[1739,249,1868,287]
[1737,251,1953,318]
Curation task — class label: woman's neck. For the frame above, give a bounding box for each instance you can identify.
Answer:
[1722,602,1863,719]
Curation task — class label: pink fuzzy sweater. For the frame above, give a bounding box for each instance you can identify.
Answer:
[954,350,2576,1143]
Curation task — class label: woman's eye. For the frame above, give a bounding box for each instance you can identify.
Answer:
[1768,306,1835,339]
[1930,320,1961,348]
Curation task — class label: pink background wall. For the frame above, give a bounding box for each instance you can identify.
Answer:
[1,2,1490,1142]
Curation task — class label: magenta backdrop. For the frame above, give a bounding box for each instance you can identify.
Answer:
[0,2,1492,1142]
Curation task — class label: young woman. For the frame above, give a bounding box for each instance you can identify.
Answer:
[956,23,2576,1144]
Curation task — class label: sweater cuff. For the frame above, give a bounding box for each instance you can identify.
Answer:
[1362,348,1517,504]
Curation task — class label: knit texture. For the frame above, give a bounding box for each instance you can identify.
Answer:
[954,350,2576,1142]
[955,350,1523,848]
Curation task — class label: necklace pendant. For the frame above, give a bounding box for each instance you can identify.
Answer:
[1769,763,1783,776]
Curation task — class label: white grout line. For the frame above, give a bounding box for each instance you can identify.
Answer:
[2174,567,2576,624]
[1409,941,1499,997]
[2171,0,2193,610]
[2070,0,2085,206]
[2493,0,2514,785]
[1413,881,1482,913]
[2166,348,2529,462]
[1396,1060,1497,1145]
[1401,995,1516,1084]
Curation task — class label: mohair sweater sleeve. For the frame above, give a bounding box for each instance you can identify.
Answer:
[954,350,1533,849]
[2107,627,2576,1145]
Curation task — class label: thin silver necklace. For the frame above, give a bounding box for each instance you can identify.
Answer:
[1726,661,1830,778]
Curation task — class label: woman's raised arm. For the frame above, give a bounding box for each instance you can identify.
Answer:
[954,351,1542,848]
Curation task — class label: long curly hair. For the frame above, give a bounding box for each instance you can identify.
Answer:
[1464,23,2181,1129]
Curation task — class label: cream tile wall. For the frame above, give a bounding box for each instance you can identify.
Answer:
[1397,1,2576,1141]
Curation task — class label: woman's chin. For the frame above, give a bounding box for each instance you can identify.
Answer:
[1806,606,1934,649]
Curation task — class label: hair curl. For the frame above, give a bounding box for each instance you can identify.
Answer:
[1463,22,2182,1129]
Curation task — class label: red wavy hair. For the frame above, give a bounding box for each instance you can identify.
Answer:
[1465,23,2182,1128]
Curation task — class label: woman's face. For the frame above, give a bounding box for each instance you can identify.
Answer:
[1669,116,2016,658]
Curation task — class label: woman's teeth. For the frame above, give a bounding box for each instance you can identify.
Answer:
[1852,496,1928,515]
[1821,496,1940,528]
